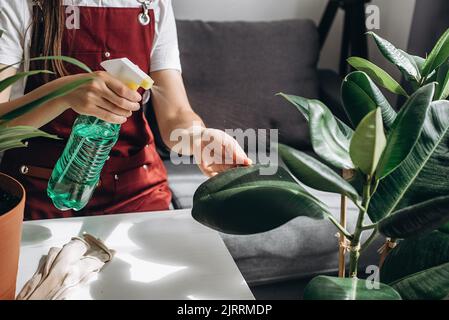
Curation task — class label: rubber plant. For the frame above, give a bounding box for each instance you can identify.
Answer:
[192,29,449,300]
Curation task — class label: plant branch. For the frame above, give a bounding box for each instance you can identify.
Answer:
[361,223,377,231]
[328,215,353,240]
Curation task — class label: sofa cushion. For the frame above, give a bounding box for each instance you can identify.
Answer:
[176,19,320,150]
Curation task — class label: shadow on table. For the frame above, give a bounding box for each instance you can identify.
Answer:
[21,224,52,245]
[89,217,248,300]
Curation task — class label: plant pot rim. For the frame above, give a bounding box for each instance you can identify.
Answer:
[0,172,25,221]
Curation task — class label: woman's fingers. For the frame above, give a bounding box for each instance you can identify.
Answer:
[97,98,133,118]
[82,104,128,124]
[97,71,142,102]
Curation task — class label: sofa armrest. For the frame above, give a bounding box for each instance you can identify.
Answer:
[318,69,351,126]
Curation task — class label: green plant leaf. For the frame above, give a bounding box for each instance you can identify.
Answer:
[303,276,401,300]
[0,70,53,93]
[342,71,397,129]
[368,100,449,223]
[308,99,354,169]
[277,93,353,139]
[0,77,92,121]
[378,196,449,238]
[375,83,435,179]
[192,165,329,235]
[278,144,359,200]
[0,56,92,74]
[347,57,408,97]
[422,28,449,78]
[349,108,386,176]
[0,126,59,152]
[368,32,420,82]
[440,222,449,234]
[392,262,449,300]
[381,231,449,285]
[435,60,449,100]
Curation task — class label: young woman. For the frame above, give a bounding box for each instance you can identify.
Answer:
[0,0,251,220]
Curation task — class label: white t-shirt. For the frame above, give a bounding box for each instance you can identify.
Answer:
[0,0,182,99]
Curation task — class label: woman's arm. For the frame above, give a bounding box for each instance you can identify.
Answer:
[150,69,251,177]
[0,67,142,128]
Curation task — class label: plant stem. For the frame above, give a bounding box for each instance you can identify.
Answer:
[328,215,353,240]
[348,177,373,278]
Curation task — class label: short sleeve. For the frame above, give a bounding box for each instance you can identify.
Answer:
[150,0,182,72]
[0,0,29,67]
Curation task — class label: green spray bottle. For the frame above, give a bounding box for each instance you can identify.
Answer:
[47,58,154,211]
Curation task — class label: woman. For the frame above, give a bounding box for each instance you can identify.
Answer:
[0,0,251,220]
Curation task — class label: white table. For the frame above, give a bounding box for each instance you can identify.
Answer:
[16,209,254,300]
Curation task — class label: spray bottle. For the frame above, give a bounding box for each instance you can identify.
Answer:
[47,58,154,211]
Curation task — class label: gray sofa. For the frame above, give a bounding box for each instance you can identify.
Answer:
[147,19,383,287]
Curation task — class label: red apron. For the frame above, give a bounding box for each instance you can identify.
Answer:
[1,6,172,220]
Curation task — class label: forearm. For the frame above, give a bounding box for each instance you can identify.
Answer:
[159,108,205,155]
[1,77,74,128]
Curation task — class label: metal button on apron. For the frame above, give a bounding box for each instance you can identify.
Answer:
[114,174,119,181]
[20,165,29,175]
[104,52,111,58]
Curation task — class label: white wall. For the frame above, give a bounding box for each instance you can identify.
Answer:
[172,0,416,76]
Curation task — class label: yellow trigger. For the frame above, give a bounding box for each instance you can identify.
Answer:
[126,82,140,91]
[140,77,154,90]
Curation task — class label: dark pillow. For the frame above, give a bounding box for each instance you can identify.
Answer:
[176,19,320,150]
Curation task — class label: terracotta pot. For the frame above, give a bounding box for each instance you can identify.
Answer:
[0,173,25,300]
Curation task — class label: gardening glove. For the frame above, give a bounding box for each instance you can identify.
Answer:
[16,233,113,300]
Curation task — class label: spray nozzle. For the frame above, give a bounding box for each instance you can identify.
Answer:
[100,58,154,91]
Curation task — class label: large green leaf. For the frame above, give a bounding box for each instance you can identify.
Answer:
[0,126,59,152]
[0,56,92,74]
[277,93,353,139]
[192,165,329,235]
[381,231,449,285]
[368,101,449,222]
[369,100,449,222]
[422,28,449,78]
[278,144,359,200]
[349,108,386,176]
[308,99,354,169]
[0,78,92,121]
[342,71,397,129]
[369,32,420,82]
[435,60,449,100]
[378,196,449,239]
[375,84,435,179]
[0,70,53,93]
[347,57,408,97]
[303,276,401,300]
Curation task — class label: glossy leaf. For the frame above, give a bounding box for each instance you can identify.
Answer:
[347,57,408,97]
[375,83,435,179]
[381,231,449,285]
[279,144,359,200]
[435,60,449,100]
[277,93,353,139]
[0,70,53,93]
[379,196,449,238]
[192,165,329,235]
[369,100,449,222]
[342,71,397,129]
[349,108,386,175]
[422,28,449,78]
[368,32,420,82]
[303,276,401,300]
[0,78,92,121]
[0,55,92,74]
[0,126,59,152]
[308,99,354,169]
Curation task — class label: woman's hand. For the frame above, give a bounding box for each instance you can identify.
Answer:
[193,127,252,177]
[57,71,142,124]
